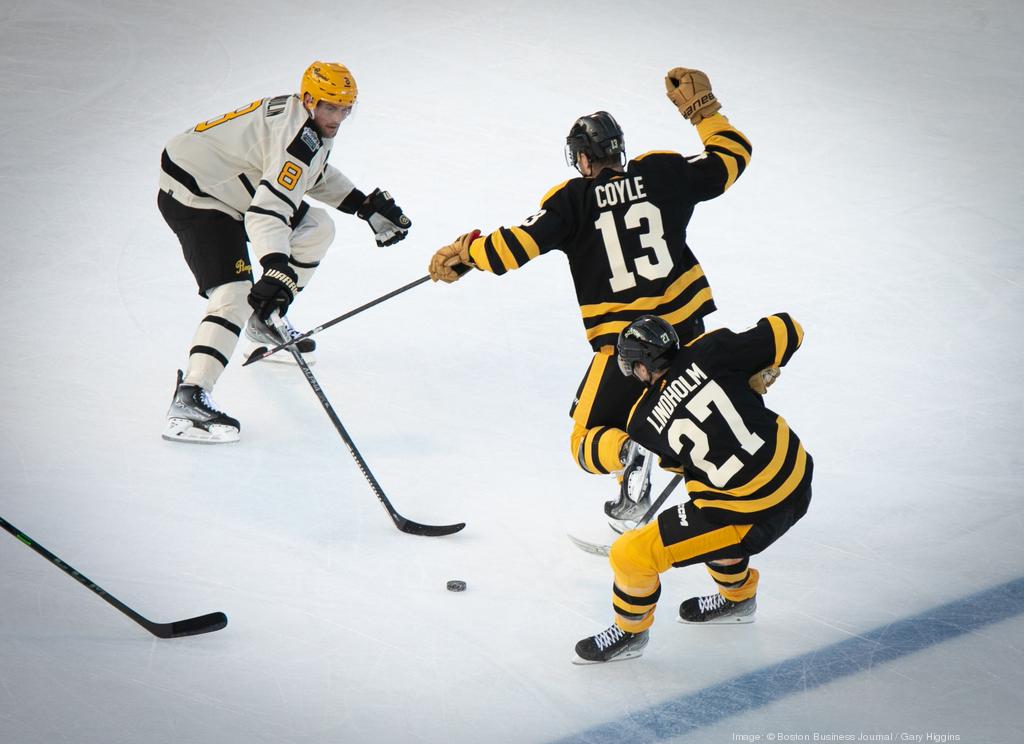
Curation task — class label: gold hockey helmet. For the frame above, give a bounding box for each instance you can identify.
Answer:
[301,62,358,110]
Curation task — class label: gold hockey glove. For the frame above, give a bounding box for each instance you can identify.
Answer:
[749,367,781,395]
[429,230,480,283]
[665,67,722,125]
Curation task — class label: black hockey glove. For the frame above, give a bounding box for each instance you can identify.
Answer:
[357,188,411,247]
[248,256,299,321]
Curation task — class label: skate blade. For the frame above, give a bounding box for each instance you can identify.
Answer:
[565,532,610,556]
[677,614,756,625]
[245,344,316,366]
[162,418,239,444]
[571,648,646,665]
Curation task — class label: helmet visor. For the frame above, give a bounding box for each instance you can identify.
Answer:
[564,142,578,169]
[617,353,634,377]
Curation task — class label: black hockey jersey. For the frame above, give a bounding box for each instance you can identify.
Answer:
[465,113,752,349]
[626,313,811,525]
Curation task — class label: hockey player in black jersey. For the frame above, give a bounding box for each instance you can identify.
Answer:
[573,314,812,663]
[428,68,752,520]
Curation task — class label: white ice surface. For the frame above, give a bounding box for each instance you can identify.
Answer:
[1,1,1023,742]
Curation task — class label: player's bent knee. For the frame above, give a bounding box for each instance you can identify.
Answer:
[291,206,335,262]
[206,281,252,325]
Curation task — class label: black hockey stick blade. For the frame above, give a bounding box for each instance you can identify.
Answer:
[395,516,466,537]
[146,611,229,639]
[1,516,227,639]
[267,314,467,538]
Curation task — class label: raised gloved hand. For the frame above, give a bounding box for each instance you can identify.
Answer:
[665,67,722,125]
[429,230,480,283]
[357,188,411,247]
[248,256,299,320]
[749,366,781,395]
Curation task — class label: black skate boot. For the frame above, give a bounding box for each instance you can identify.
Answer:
[245,314,316,365]
[605,442,652,533]
[162,370,240,444]
[573,623,649,664]
[678,592,757,624]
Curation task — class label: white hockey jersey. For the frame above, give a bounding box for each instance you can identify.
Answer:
[159,94,360,264]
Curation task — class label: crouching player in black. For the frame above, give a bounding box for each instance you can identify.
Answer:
[573,313,812,663]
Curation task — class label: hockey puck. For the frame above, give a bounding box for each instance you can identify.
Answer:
[446,580,467,592]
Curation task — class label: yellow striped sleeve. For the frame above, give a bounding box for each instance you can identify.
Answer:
[767,315,789,368]
[489,229,520,271]
[696,113,752,191]
[509,226,540,260]
[466,235,490,272]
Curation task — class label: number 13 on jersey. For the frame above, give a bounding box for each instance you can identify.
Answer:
[595,202,674,293]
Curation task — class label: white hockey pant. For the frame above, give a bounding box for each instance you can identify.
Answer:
[183,207,335,391]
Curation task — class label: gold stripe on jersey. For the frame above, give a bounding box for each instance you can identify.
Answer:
[692,441,808,515]
[634,150,681,160]
[687,417,793,498]
[509,226,541,259]
[467,227,540,275]
[767,315,788,367]
[540,179,570,206]
[572,352,611,427]
[660,287,715,327]
[580,264,707,318]
[625,387,651,430]
[766,314,804,367]
[489,229,518,270]
[696,114,752,191]
[583,286,713,344]
[466,234,490,272]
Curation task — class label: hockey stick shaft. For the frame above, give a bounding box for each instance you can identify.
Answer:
[269,315,465,537]
[0,516,226,638]
[243,275,431,366]
[638,473,685,525]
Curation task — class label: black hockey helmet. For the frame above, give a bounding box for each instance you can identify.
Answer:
[617,315,680,378]
[565,111,625,172]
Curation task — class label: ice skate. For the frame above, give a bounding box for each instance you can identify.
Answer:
[162,370,240,444]
[572,624,649,664]
[678,592,757,624]
[245,313,316,366]
[604,442,652,533]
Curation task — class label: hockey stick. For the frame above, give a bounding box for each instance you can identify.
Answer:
[269,314,465,537]
[0,516,227,638]
[566,473,685,556]
[243,275,431,366]
[637,472,685,525]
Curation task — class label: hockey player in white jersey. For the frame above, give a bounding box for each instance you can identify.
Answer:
[159,61,411,443]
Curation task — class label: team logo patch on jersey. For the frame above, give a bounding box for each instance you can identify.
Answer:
[287,126,322,165]
[301,126,321,152]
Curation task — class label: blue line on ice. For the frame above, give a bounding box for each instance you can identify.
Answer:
[554,575,1024,743]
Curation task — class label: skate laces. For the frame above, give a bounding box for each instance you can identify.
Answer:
[593,625,626,650]
[197,388,226,416]
[697,593,728,613]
